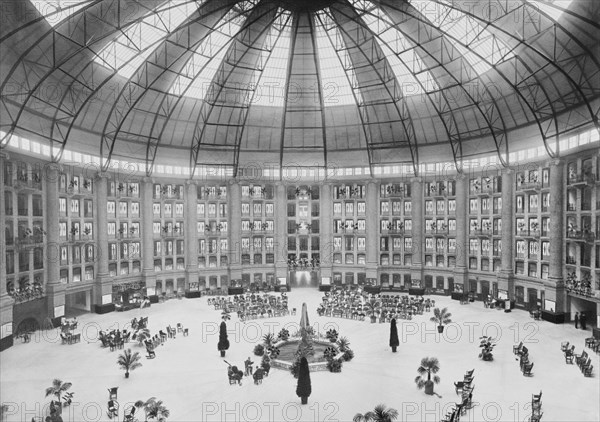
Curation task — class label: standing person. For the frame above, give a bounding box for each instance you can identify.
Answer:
[244,357,254,376]
[574,312,579,329]
[580,312,586,330]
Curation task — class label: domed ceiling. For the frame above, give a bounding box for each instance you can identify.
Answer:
[0,0,598,176]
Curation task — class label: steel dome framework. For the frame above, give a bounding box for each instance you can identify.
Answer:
[0,0,598,177]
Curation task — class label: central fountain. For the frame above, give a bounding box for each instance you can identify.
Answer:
[271,302,338,371]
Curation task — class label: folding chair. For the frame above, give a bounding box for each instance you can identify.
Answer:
[108,387,118,401]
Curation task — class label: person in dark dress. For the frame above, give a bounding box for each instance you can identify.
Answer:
[580,312,586,330]
[574,312,579,329]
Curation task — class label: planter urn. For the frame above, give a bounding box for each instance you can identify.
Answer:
[301,397,308,405]
[220,350,226,357]
[437,325,444,333]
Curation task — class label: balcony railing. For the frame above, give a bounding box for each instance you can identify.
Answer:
[566,231,595,242]
[566,256,576,265]
[568,173,596,186]
[516,229,540,238]
[518,182,541,192]
[473,229,493,237]
[14,178,42,191]
[567,203,577,212]
[15,235,44,246]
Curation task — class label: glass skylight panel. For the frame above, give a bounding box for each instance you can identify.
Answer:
[171,1,258,101]
[95,1,201,79]
[315,9,361,106]
[252,11,292,107]
[409,0,513,74]
[352,0,437,95]
[30,0,92,27]
[528,0,574,21]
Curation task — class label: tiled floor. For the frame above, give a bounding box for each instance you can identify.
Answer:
[1,290,598,421]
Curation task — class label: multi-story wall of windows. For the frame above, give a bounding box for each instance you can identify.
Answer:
[1,144,599,348]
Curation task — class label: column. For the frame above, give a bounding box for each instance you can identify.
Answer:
[0,152,14,350]
[546,159,566,313]
[411,178,424,285]
[91,172,112,312]
[141,178,156,296]
[228,182,242,284]
[453,174,468,288]
[365,181,378,279]
[45,163,65,324]
[275,183,287,279]
[320,183,332,281]
[185,181,198,291]
[497,169,515,299]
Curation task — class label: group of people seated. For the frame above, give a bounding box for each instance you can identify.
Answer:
[317,286,434,322]
[226,356,271,386]
[98,328,130,350]
[208,292,290,321]
[59,318,81,345]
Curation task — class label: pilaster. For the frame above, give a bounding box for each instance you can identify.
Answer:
[453,174,468,286]
[546,159,566,313]
[141,178,156,293]
[275,183,288,279]
[228,181,242,281]
[185,180,198,289]
[92,172,113,311]
[45,163,65,322]
[410,178,423,284]
[319,183,332,279]
[0,152,14,350]
[497,168,515,298]
[365,181,378,279]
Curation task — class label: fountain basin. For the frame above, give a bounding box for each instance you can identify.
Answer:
[271,339,344,372]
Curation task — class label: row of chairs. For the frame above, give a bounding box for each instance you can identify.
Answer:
[513,342,534,376]
[529,391,542,422]
[444,369,475,421]
[60,332,81,345]
[563,342,594,376]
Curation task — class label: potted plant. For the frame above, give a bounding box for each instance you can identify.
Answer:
[478,336,496,361]
[253,344,265,356]
[142,397,169,421]
[365,299,380,323]
[135,328,151,346]
[277,328,290,342]
[353,404,399,422]
[430,307,452,333]
[117,348,142,378]
[45,378,72,408]
[325,328,339,343]
[262,332,276,348]
[414,357,440,395]
[389,318,399,352]
[296,356,312,405]
[337,336,350,352]
[218,321,229,357]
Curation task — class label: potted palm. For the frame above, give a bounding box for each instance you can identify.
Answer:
[353,404,399,422]
[142,397,170,421]
[218,321,229,357]
[414,357,441,395]
[117,348,142,378]
[389,318,399,352]
[45,378,72,409]
[364,299,380,323]
[430,307,452,333]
